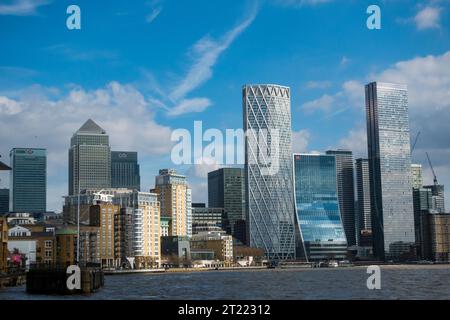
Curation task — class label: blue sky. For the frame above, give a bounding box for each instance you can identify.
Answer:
[0,0,449,211]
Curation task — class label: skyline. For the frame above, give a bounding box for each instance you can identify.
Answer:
[0,0,450,212]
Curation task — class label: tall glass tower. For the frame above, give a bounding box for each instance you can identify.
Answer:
[355,158,373,246]
[243,84,295,261]
[326,150,356,246]
[365,82,415,260]
[69,119,111,195]
[293,153,347,261]
[9,148,47,212]
[111,151,140,191]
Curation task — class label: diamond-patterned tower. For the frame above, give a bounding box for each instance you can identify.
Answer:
[243,84,296,261]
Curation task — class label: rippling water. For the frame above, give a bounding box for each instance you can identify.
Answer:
[1,265,449,300]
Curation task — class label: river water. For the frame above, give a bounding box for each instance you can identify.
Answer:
[0,265,449,300]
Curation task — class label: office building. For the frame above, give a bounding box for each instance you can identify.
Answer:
[293,154,348,261]
[152,169,192,238]
[423,185,445,213]
[9,148,47,212]
[68,119,111,195]
[355,158,373,247]
[411,164,423,189]
[192,205,225,230]
[111,151,140,191]
[420,212,450,263]
[326,150,356,246]
[208,168,246,236]
[114,207,133,267]
[0,189,9,214]
[365,82,415,260]
[191,231,234,263]
[243,84,296,260]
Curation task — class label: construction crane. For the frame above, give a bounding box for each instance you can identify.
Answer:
[425,152,438,186]
[411,131,421,154]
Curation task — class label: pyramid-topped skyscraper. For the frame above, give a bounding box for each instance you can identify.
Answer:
[68,119,111,195]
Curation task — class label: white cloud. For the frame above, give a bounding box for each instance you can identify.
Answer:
[414,6,442,30]
[292,130,310,153]
[146,7,162,23]
[0,96,22,115]
[0,82,174,211]
[302,94,335,113]
[305,80,332,90]
[0,0,50,16]
[167,98,212,116]
[338,127,367,159]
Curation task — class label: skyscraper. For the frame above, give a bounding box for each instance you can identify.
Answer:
[326,150,356,246]
[243,84,296,261]
[411,164,423,189]
[423,184,445,213]
[208,168,246,239]
[293,154,348,261]
[355,158,373,247]
[9,148,46,213]
[152,169,192,238]
[69,119,111,195]
[0,189,9,215]
[111,151,140,191]
[365,82,415,260]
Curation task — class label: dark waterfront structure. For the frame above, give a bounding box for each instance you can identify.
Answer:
[111,151,140,191]
[9,148,46,212]
[208,168,246,238]
[293,153,347,261]
[365,82,415,260]
[69,119,111,195]
[355,158,372,247]
[326,150,356,246]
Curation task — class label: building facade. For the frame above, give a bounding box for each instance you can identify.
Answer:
[0,189,9,215]
[365,82,415,260]
[243,84,296,261]
[152,169,192,238]
[423,185,445,213]
[293,154,348,261]
[0,217,7,272]
[208,168,246,237]
[9,148,46,212]
[326,150,356,246]
[420,212,450,263]
[355,158,373,247]
[111,151,140,191]
[411,164,423,189]
[68,119,111,195]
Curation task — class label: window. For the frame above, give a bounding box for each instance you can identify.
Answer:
[45,240,52,248]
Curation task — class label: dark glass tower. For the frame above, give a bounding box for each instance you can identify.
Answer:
[293,153,347,261]
[0,189,9,214]
[10,148,47,212]
[355,158,373,247]
[365,82,415,260]
[111,151,140,191]
[326,150,356,246]
[207,168,246,239]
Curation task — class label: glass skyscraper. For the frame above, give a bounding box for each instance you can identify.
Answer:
[365,82,415,260]
[243,84,296,261]
[355,158,373,247]
[9,148,47,212]
[326,150,356,246]
[111,151,140,191]
[208,167,246,240]
[69,119,111,195]
[0,189,9,215]
[293,153,347,261]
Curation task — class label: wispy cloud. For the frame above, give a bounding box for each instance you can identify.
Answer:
[273,0,333,8]
[305,80,332,90]
[146,7,162,23]
[169,4,258,102]
[167,98,212,116]
[414,6,442,30]
[44,44,119,61]
[0,0,51,16]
